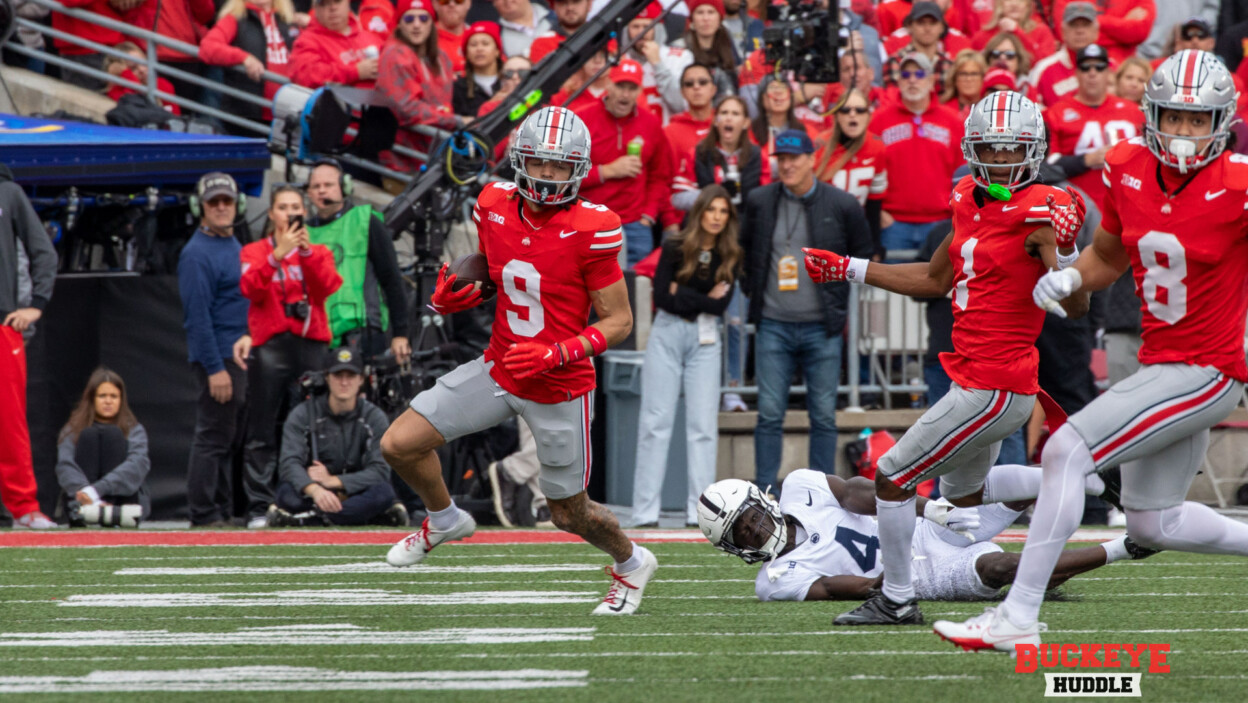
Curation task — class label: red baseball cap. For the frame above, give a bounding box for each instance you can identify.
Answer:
[610,58,644,85]
[461,21,504,60]
[983,68,1017,90]
[402,0,436,21]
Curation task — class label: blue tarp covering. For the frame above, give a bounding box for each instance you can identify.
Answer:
[0,114,270,192]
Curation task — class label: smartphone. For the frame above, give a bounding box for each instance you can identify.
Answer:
[289,214,304,229]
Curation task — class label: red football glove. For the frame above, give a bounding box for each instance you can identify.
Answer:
[428,263,483,315]
[1046,187,1086,249]
[802,247,849,283]
[503,342,567,379]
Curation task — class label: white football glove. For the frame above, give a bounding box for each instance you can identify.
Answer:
[923,497,981,539]
[1032,267,1083,318]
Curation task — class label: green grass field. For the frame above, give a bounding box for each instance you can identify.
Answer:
[0,536,1245,702]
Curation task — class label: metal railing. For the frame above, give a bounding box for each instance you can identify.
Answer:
[8,0,448,183]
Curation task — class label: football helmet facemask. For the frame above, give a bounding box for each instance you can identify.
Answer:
[510,106,592,206]
[1143,49,1238,174]
[962,90,1046,191]
[697,479,788,564]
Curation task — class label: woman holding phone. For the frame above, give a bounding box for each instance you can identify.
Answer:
[235,185,342,527]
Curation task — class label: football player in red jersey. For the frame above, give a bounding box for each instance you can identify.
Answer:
[379,106,659,615]
[935,50,1248,652]
[802,90,1093,626]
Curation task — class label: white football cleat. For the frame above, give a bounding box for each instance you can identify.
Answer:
[592,546,658,615]
[15,511,57,529]
[386,511,476,567]
[933,606,1047,653]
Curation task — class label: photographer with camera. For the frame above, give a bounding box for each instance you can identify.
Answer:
[56,368,150,527]
[238,185,343,527]
[268,347,406,527]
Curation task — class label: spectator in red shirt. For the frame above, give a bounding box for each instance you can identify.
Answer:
[971,0,1057,61]
[199,0,298,130]
[125,0,216,101]
[883,2,965,95]
[529,0,591,65]
[868,52,964,256]
[942,49,988,117]
[289,0,384,90]
[665,64,718,182]
[377,0,461,175]
[878,0,968,38]
[577,59,676,267]
[436,0,472,74]
[55,0,134,92]
[452,21,504,119]
[812,88,888,255]
[1114,55,1149,104]
[672,95,767,211]
[1028,1,1100,107]
[670,0,740,96]
[1049,0,1154,65]
[1042,44,1144,210]
[238,185,342,525]
[105,41,182,115]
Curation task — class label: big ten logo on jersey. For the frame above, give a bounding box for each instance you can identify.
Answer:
[832,167,874,204]
[489,212,506,225]
[1075,120,1139,154]
[1121,173,1142,191]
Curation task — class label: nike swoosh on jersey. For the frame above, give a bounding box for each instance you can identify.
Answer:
[1001,205,1018,211]
[559,229,578,238]
[806,491,813,506]
[1206,189,1227,200]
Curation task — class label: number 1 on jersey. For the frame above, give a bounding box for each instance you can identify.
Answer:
[502,260,544,337]
[954,238,978,310]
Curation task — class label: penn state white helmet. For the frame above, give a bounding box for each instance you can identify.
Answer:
[697,479,788,564]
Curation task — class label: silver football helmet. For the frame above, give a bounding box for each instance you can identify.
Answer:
[697,479,788,564]
[510,106,592,205]
[962,91,1046,191]
[1143,49,1238,174]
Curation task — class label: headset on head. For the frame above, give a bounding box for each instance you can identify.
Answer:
[189,172,247,219]
[310,157,354,198]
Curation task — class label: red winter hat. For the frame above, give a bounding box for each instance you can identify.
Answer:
[462,21,504,60]
[639,2,662,20]
[401,0,437,22]
[686,0,725,18]
[983,68,1017,90]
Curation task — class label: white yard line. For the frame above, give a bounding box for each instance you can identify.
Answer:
[0,625,595,648]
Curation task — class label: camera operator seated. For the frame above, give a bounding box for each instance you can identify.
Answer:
[55,369,150,526]
[267,347,408,527]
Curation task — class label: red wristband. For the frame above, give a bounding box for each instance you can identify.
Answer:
[582,326,608,356]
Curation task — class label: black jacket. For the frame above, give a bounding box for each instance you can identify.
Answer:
[278,395,391,496]
[223,8,297,125]
[740,180,874,336]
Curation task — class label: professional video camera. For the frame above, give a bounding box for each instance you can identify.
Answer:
[762,0,843,84]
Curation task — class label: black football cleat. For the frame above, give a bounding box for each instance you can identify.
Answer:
[1100,467,1124,511]
[1123,536,1161,560]
[833,593,924,626]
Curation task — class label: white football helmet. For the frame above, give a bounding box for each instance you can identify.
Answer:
[697,479,788,564]
[961,90,1046,191]
[1143,49,1238,173]
[510,106,592,205]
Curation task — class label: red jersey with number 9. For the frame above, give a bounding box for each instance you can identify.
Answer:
[942,176,1069,395]
[472,182,625,403]
[1100,139,1248,382]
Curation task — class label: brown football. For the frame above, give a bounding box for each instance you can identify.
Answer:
[448,253,497,301]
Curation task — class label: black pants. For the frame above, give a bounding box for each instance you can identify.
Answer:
[187,362,248,525]
[68,424,138,510]
[244,333,327,517]
[275,481,397,526]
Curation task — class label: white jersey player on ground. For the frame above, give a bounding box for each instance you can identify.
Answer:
[698,471,1156,604]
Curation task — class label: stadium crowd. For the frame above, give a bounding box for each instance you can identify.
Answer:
[2,0,1247,533]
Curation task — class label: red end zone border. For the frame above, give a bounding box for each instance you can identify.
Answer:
[0,528,1122,548]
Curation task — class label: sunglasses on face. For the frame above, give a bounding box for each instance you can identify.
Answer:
[683,78,712,88]
[402,12,432,23]
[1182,29,1210,41]
[437,0,467,4]
[1078,63,1109,72]
[837,106,869,115]
[502,69,530,80]
[900,69,927,80]
[988,50,1018,60]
